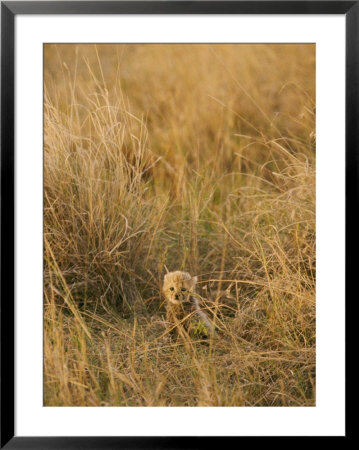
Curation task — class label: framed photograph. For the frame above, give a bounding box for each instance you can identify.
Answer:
[1,1,353,446]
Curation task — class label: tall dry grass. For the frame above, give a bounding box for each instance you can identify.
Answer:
[44,44,315,406]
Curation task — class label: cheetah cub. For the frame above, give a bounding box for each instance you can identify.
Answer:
[163,271,214,336]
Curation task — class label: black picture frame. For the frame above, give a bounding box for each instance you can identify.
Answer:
[1,1,354,447]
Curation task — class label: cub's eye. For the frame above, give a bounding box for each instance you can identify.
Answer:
[181,288,186,292]
[170,287,174,291]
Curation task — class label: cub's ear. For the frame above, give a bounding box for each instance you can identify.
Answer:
[191,276,198,286]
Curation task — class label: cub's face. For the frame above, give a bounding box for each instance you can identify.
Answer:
[163,271,197,305]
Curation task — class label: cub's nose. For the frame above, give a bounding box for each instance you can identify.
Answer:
[175,294,179,300]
